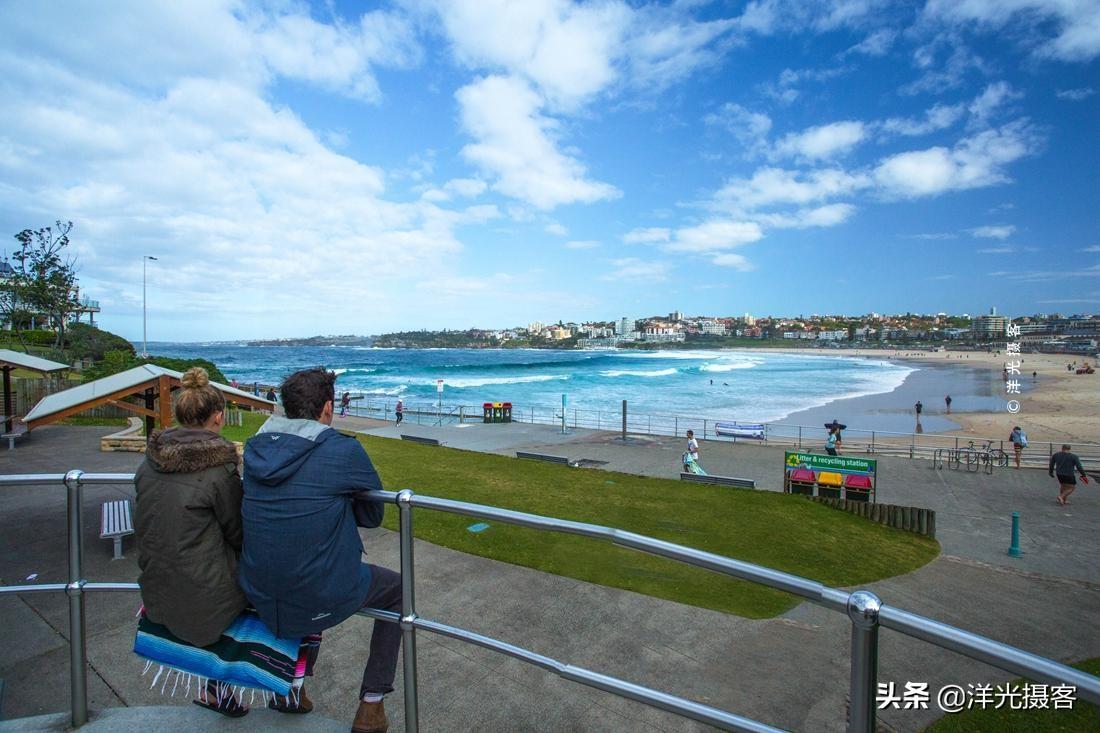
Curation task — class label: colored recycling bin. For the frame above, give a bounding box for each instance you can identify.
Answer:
[483,402,493,423]
[502,402,512,423]
[492,402,503,422]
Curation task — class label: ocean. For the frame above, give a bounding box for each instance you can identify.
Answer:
[142,343,1000,430]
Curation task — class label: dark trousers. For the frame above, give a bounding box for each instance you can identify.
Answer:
[360,564,403,696]
[395,412,403,425]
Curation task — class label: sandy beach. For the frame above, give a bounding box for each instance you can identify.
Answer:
[771,347,1100,444]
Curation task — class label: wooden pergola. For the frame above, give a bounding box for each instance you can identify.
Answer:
[23,364,275,436]
[0,349,69,433]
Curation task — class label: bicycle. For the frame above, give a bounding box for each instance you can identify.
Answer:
[955,440,1008,471]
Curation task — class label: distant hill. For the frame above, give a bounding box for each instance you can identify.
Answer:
[244,334,373,347]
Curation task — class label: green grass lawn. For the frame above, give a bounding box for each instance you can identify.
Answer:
[221,411,270,444]
[358,436,940,618]
[923,658,1099,732]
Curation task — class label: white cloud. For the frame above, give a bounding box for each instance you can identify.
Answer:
[602,257,671,282]
[846,28,897,56]
[704,103,772,153]
[711,253,753,270]
[873,120,1039,198]
[666,219,764,253]
[901,44,987,95]
[880,103,965,136]
[624,9,738,92]
[456,75,620,210]
[622,227,671,244]
[969,224,1016,239]
[563,240,600,249]
[1081,245,1100,252]
[735,0,891,35]
[968,82,1022,126]
[756,203,858,229]
[924,0,1100,62]
[715,167,870,210]
[771,121,867,161]
[1057,87,1096,100]
[545,222,568,236]
[977,246,1016,254]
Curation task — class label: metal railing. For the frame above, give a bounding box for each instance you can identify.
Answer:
[3,472,1099,732]
[343,396,1100,468]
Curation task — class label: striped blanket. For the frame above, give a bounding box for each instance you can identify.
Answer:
[134,608,320,698]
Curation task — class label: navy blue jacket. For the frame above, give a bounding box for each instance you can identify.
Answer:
[240,417,384,637]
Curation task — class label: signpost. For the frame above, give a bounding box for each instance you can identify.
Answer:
[784,451,877,502]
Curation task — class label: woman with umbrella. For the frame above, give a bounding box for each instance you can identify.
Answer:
[825,420,846,455]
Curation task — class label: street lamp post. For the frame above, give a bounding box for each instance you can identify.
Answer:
[142,256,157,358]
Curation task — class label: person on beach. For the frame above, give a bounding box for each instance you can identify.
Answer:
[944,395,952,413]
[395,398,404,425]
[265,387,277,402]
[339,391,351,417]
[914,400,923,416]
[1009,426,1027,469]
[134,367,250,715]
[683,429,699,471]
[1049,445,1088,506]
[240,367,400,733]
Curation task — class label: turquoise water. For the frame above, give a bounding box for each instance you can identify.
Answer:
[148,344,917,424]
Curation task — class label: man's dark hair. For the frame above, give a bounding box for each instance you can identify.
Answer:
[280,367,336,420]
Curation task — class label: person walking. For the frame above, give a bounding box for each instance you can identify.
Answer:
[825,427,839,456]
[240,368,400,732]
[682,429,700,472]
[339,391,351,417]
[914,400,923,416]
[395,399,404,425]
[944,395,952,413]
[265,387,277,402]
[1049,445,1088,505]
[1009,425,1027,469]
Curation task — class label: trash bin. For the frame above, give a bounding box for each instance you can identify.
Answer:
[492,402,503,423]
[502,402,512,423]
[483,403,493,423]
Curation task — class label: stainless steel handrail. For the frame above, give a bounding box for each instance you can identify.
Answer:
[2,472,1099,733]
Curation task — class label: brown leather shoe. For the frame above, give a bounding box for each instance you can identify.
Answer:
[351,699,388,733]
[268,685,313,714]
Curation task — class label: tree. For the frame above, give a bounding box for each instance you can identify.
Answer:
[3,221,82,350]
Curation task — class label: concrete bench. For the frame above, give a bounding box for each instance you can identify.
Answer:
[516,451,572,465]
[100,500,134,560]
[1,420,28,451]
[400,434,442,447]
[679,473,756,489]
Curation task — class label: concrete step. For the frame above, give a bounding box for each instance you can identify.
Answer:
[0,706,352,732]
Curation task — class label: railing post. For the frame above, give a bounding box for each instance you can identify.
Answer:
[847,590,881,733]
[909,433,914,459]
[798,426,802,449]
[396,489,420,732]
[674,416,678,437]
[64,469,88,728]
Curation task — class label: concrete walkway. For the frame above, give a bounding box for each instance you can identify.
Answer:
[0,423,1097,732]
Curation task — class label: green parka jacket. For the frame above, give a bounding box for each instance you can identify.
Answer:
[135,427,248,646]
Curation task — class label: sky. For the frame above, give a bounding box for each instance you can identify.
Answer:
[0,0,1098,341]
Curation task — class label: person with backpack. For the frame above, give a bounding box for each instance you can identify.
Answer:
[1009,426,1027,469]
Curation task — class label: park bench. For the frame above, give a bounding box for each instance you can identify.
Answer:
[400,434,442,447]
[100,500,134,560]
[1,418,28,450]
[516,451,572,466]
[679,473,756,489]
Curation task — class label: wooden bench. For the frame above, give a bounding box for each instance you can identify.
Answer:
[1,420,28,450]
[400,434,442,447]
[679,473,756,489]
[516,451,572,465]
[100,500,134,560]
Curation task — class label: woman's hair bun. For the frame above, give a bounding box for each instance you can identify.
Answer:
[180,367,210,389]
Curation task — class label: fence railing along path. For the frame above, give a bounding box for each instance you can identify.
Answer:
[341,396,1100,468]
[2,471,1098,732]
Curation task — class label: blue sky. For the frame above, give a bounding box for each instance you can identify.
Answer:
[0,0,1098,341]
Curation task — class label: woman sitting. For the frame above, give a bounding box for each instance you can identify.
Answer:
[135,367,250,716]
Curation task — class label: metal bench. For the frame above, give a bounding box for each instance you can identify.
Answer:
[1,420,28,450]
[516,451,572,465]
[100,500,134,560]
[400,434,442,447]
[679,473,756,489]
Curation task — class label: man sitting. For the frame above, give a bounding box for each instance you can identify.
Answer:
[240,367,399,733]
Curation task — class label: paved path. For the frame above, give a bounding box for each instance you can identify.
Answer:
[1,423,1097,732]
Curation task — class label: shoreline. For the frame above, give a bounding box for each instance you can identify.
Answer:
[758,347,1099,444]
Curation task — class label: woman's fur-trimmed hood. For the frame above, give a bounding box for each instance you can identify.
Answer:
[145,428,239,474]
